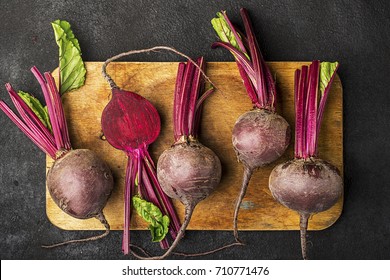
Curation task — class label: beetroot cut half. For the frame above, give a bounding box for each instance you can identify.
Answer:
[100,46,217,256]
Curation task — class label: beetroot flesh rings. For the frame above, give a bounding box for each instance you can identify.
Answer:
[268,61,343,259]
[101,88,160,150]
[0,66,115,248]
[211,8,291,242]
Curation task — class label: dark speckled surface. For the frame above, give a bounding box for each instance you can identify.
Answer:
[1,0,389,260]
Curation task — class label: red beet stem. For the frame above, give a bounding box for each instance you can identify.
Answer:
[31,67,64,151]
[6,84,56,149]
[187,57,204,138]
[240,8,266,108]
[212,8,277,111]
[0,100,57,158]
[306,61,320,157]
[221,11,247,53]
[122,154,135,255]
[44,72,71,151]
[236,62,258,106]
[173,63,186,141]
[173,57,211,141]
[177,60,196,138]
[0,67,72,159]
[294,61,338,159]
[121,146,181,254]
[5,85,57,158]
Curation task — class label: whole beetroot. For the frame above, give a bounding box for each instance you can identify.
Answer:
[129,57,222,259]
[212,8,290,242]
[47,149,113,220]
[0,67,114,247]
[269,61,343,259]
[158,140,221,208]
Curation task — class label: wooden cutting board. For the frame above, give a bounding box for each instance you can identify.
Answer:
[46,61,343,231]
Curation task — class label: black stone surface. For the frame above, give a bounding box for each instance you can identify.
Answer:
[1,0,389,260]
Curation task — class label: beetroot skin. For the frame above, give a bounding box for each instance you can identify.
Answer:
[233,109,290,169]
[157,140,222,208]
[269,158,343,214]
[47,149,114,219]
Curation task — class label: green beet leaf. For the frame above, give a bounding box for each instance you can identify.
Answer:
[18,91,52,131]
[132,195,170,242]
[211,12,241,51]
[319,62,339,96]
[52,19,86,95]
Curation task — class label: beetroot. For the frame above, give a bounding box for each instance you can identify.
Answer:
[47,149,113,220]
[127,57,222,259]
[158,140,221,208]
[0,67,114,247]
[211,8,290,242]
[269,61,343,259]
[233,109,290,169]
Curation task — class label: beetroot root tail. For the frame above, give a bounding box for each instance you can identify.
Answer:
[42,211,110,249]
[299,212,310,260]
[233,166,254,243]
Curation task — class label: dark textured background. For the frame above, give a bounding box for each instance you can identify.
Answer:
[1,0,389,260]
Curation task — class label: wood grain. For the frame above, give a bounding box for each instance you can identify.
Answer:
[46,61,343,231]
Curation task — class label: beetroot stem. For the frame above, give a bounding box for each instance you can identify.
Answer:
[31,67,63,152]
[296,66,309,159]
[5,87,58,158]
[187,57,204,137]
[178,60,195,137]
[0,101,56,158]
[211,42,256,81]
[240,8,266,108]
[6,84,56,148]
[306,61,319,157]
[221,11,247,53]
[122,155,135,255]
[236,62,258,106]
[44,72,71,150]
[125,146,181,251]
[212,9,277,110]
[173,63,186,142]
[294,69,301,158]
